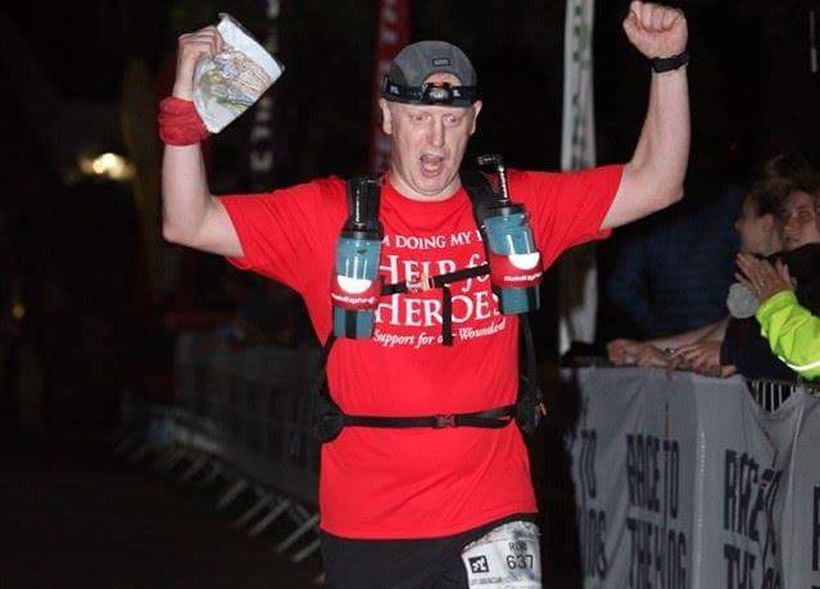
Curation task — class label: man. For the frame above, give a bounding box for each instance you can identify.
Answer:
[161,2,689,586]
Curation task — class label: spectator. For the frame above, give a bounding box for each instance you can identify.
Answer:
[736,255,820,380]
[607,176,784,370]
[761,151,811,182]
[608,169,820,379]
[714,174,820,379]
[604,165,743,339]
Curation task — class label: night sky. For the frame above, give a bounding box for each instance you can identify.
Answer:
[0,0,817,363]
[1,0,817,184]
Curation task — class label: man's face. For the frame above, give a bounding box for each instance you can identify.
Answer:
[380,72,482,201]
[779,190,820,251]
[735,196,776,255]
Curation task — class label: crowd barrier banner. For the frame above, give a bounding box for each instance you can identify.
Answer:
[780,393,820,588]
[568,368,697,588]
[568,366,819,588]
[694,375,795,589]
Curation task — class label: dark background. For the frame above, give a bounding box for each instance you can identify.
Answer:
[0,2,816,586]
[2,1,817,176]
[0,0,817,433]
[0,0,817,424]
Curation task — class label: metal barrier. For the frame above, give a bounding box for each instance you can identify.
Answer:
[745,376,819,412]
[116,331,323,583]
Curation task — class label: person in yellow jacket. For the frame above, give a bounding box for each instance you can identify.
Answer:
[736,252,820,380]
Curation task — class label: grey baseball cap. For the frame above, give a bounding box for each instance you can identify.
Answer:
[382,40,479,106]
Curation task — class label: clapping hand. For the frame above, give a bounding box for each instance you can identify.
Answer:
[735,254,793,304]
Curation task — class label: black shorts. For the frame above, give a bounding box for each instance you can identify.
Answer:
[320,513,537,589]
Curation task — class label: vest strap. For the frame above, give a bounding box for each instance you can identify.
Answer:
[343,404,516,430]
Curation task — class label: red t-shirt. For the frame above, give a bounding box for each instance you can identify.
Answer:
[220,166,623,539]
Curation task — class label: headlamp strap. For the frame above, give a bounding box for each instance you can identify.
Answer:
[382,79,479,106]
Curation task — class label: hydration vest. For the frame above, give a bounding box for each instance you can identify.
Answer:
[305,170,546,444]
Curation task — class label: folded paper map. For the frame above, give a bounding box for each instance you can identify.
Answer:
[193,13,284,134]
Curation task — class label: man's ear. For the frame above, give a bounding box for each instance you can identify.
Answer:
[378,98,393,135]
[469,100,483,135]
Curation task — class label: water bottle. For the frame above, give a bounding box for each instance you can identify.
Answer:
[477,155,542,314]
[331,178,383,338]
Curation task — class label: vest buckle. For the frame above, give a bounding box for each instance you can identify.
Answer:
[434,414,456,428]
[406,271,435,293]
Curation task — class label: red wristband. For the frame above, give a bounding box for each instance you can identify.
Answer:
[158,97,210,146]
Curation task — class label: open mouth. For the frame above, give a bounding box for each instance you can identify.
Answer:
[420,154,445,177]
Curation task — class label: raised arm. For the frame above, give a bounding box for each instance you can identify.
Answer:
[602,2,690,230]
[161,26,243,258]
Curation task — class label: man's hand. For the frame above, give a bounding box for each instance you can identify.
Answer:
[623,1,688,59]
[736,254,793,304]
[173,26,224,100]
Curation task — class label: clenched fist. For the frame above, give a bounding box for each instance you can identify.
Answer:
[172,26,224,100]
[623,1,687,59]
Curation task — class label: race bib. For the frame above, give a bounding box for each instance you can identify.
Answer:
[461,520,542,588]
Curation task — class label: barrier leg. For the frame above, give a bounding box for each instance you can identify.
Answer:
[276,512,320,554]
[197,462,223,488]
[248,498,291,537]
[216,478,249,511]
[291,538,321,563]
[153,447,188,472]
[288,503,312,525]
[233,491,275,529]
[179,455,209,482]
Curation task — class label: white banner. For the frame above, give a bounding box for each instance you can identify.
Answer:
[561,0,596,171]
[693,376,794,588]
[780,393,820,588]
[569,368,696,588]
[559,0,598,353]
[568,367,819,588]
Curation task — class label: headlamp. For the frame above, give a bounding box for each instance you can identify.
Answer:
[423,83,455,104]
[382,79,479,107]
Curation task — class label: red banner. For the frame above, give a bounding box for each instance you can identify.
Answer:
[367,0,410,174]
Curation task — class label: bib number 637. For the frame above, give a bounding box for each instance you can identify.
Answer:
[506,554,535,569]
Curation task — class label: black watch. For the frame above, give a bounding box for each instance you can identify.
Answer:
[651,49,689,73]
